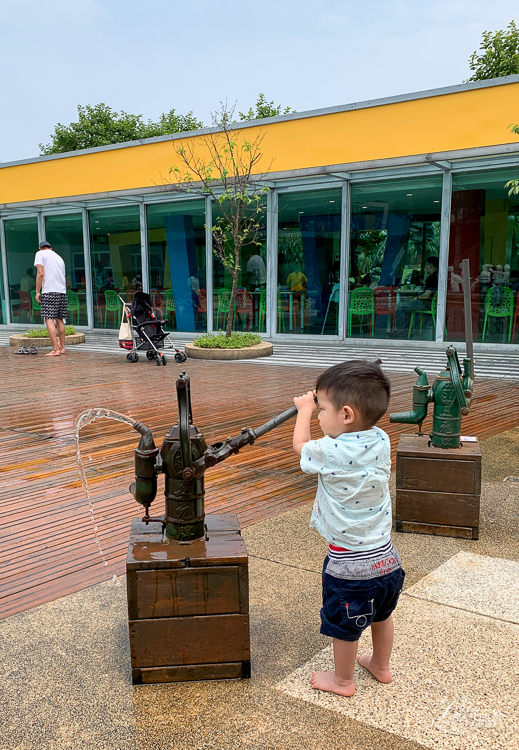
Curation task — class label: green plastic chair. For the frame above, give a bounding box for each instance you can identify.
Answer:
[348,288,374,336]
[30,290,41,322]
[408,292,437,339]
[482,286,514,342]
[66,290,80,325]
[258,290,286,332]
[215,288,232,329]
[103,289,120,326]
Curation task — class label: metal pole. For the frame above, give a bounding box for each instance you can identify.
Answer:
[37,212,45,244]
[140,204,149,294]
[82,208,94,329]
[339,180,351,340]
[461,258,474,377]
[0,219,11,325]
[266,189,278,337]
[435,168,452,342]
[205,196,213,332]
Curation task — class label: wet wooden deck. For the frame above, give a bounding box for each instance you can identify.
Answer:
[1,346,519,620]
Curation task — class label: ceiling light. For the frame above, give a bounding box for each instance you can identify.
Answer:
[362,206,368,209]
[406,193,413,196]
[329,200,335,203]
[434,200,440,203]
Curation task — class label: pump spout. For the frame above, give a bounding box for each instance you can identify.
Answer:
[390,367,431,435]
[130,421,160,514]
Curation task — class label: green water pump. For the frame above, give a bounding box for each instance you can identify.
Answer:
[390,346,473,449]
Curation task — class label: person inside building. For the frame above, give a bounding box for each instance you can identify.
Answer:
[395,256,439,336]
[245,250,266,289]
[20,267,36,293]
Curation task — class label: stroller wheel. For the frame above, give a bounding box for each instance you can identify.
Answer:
[155,355,162,366]
[127,351,139,363]
[161,355,167,366]
[146,350,155,361]
[174,352,185,363]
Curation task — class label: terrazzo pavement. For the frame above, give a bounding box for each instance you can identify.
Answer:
[1,474,519,749]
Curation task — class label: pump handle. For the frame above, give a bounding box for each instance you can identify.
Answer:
[446,346,469,416]
[176,374,193,470]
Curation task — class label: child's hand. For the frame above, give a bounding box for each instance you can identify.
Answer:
[294,391,317,413]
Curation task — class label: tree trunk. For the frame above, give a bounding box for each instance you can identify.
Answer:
[225,270,239,338]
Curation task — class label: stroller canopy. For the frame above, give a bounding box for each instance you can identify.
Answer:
[130,291,154,316]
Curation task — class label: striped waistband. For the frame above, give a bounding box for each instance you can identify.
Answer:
[326,540,401,580]
[328,540,393,561]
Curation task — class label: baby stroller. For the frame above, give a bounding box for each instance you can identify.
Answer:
[119,291,187,366]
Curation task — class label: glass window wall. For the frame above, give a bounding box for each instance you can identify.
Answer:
[212,198,267,333]
[147,200,207,332]
[4,217,39,324]
[45,214,88,326]
[277,189,341,335]
[350,176,442,340]
[89,206,141,329]
[447,169,519,344]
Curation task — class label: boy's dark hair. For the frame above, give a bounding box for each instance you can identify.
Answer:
[315,360,390,426]
[425,256,439,269]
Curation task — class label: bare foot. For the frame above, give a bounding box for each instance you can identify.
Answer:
[356,654,392,683]
[309,670,355,696]
[59,348,66,354]
[45,350,61,357]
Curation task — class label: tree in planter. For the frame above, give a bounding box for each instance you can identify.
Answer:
[170,104,270,338]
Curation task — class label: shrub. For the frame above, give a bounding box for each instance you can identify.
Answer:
[193,331,262,349]
[24,325,77,338]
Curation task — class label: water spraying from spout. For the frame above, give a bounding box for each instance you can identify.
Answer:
[74,408,138,577]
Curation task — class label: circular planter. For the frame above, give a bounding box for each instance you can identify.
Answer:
[185,341,273,360]
[9,333,86,348]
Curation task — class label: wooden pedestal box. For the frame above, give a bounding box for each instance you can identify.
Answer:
[395,434,481,540]
[127,513,250,684]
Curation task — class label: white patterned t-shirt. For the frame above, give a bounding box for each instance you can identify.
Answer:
[301,426,392,551]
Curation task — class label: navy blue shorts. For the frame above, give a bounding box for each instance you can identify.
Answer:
[320,557,405,642]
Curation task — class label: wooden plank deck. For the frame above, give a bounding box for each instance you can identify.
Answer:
[1,347,518,620]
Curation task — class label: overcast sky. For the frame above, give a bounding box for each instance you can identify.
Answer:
[0,0,517,164]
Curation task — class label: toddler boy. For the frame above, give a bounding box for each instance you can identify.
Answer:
[293,360,404,697]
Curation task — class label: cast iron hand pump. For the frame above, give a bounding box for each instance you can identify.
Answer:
[129,372,302,541]
[390,346,473,449]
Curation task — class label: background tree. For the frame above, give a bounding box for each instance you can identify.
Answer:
[505,123,519,196]
[170,104,270,337]
[467,20,519,81]
[239,93,295,121]
[39,103,203,155]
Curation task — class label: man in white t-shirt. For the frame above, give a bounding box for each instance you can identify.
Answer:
[34,240,69,357]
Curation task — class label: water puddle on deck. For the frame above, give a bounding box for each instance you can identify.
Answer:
[74,408,137,582]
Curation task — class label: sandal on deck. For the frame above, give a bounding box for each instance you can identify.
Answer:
[28,346,38,354]
[15,347,30,355]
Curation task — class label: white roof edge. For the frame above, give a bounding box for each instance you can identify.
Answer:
[1,75,519,171]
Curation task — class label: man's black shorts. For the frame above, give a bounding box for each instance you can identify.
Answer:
[40,292,68,321]
[320,558,405,642]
